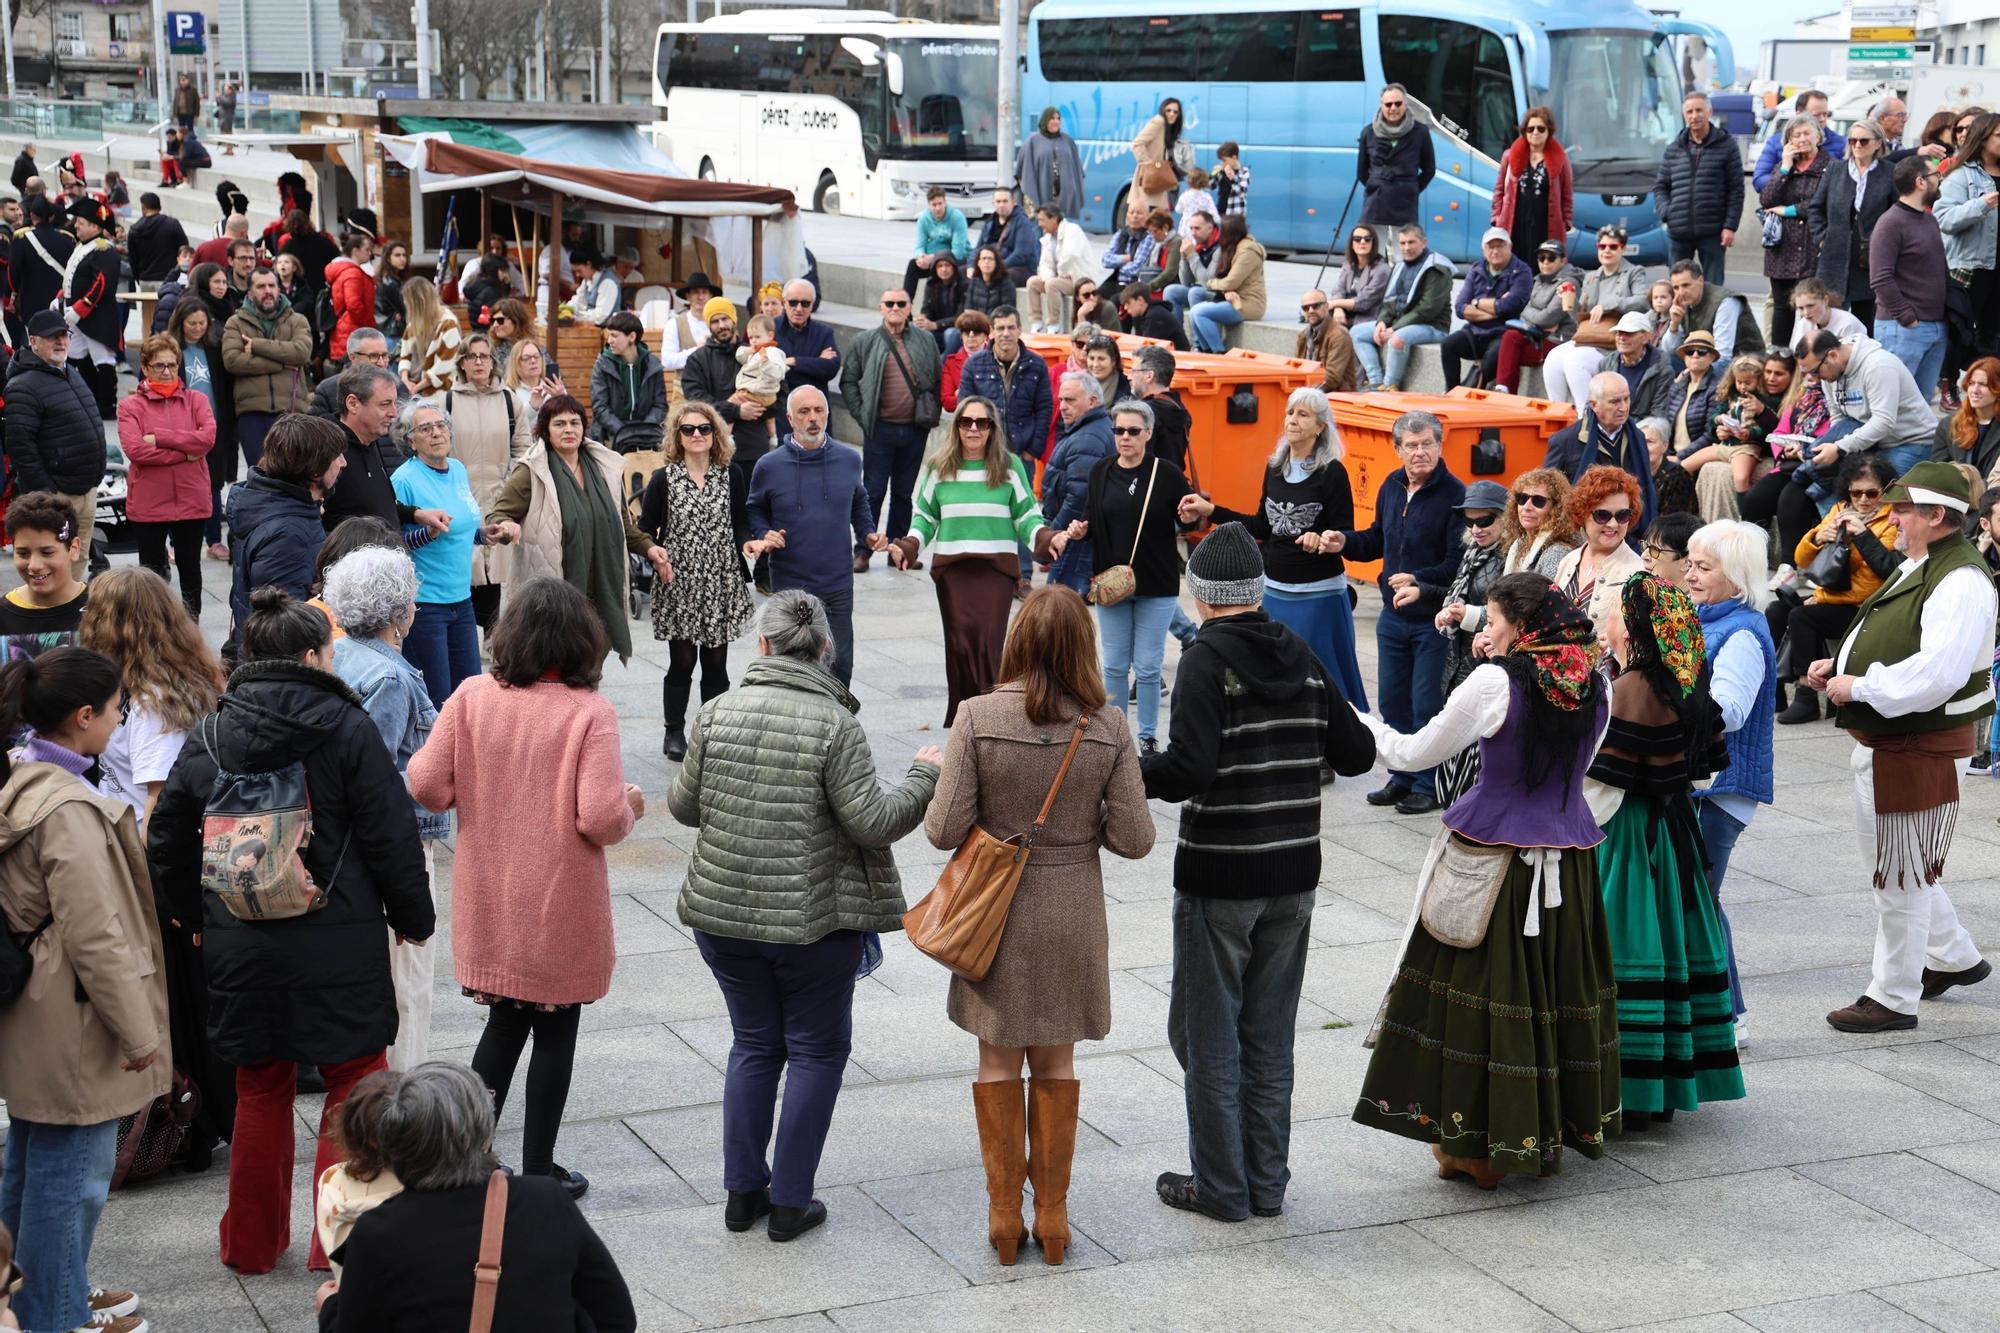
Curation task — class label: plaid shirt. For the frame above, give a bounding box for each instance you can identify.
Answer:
[1217,163,1250,217]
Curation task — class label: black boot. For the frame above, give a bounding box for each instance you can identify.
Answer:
[1777,691,1821,725]
[663,674,691,759]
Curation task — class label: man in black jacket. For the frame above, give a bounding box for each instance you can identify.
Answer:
[9,143,33,195]
[1652,90,1744,289]
[1118,282,1188,351]
[681,297,762,458]
[126,192,190,283]
[1141,523,1374,1224]
[320,363,447,537]
[1357,84,1435,230]
[8,196,71,327]
[63,198,125,419]
[5,309,107,577]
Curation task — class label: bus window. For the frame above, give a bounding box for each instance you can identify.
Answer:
[1295,11,1364,83]
[1200,11,1295,83]
[887,38,999,157]
[1379,17,1515,159]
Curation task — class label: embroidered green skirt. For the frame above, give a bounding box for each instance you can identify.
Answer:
[1595,793,1746,1114]
[1353,845,1621,1177]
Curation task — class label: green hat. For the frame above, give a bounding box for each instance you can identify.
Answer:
[1881,460,1973,513]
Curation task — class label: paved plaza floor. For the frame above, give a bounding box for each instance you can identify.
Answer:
[52,551,2000,1332]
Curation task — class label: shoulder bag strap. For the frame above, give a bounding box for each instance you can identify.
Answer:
[1126,458,1159,566]
[1025,713,1091,844]
[885,333,921,398]
[468,1168,508,1333]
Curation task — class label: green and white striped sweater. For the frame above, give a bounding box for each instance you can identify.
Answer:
[907,461,1046,557]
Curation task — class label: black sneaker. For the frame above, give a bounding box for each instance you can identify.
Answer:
[1921,958,1992,1000]
[1154,1171,1246,1222]
[725,1188,772,1232]
[1777,692,1821,725]
[768,1199,826,1242]
[1140,737,1158,757]
[1394,791,1442,816]
[547,1164,589,1200]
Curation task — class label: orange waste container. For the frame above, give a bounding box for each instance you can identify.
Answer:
[1327,388,1578,583]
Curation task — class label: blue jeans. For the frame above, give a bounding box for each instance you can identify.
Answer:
[1167,890,1315,1219]
[1189,299,1244,353]
[695,928,862,1208]
[820,583,855,685]
[1163,283,1214,326]
[859,422,926,554]
[1873,318,1948,404]
[1695,797,1749,1019]
[402,597,483,707]
[1170,604,1199,646]
[0,1117,118,1333]
[1098,594,1177,742]
[1878,439,1930,478]
[1351,321,1445,389]
[1376,611,1448,796]
[1048,535,1093,595]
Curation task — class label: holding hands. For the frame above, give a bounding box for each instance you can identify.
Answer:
[742,527,787,559]
[1177,494,1214,524]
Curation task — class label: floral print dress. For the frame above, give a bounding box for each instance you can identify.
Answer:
[644,461,753,647]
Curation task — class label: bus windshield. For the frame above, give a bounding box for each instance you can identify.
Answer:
[886,37,1000,159]
[1546,30,1682,188]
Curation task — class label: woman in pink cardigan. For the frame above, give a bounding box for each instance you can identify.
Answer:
[408,576,643,1202]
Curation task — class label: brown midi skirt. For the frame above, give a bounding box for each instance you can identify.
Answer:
[934,555,1019,727]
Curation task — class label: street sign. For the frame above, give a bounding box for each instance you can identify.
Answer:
[1850,44,1913,61]
[1853,25,1916,41]
[165,10,205,55]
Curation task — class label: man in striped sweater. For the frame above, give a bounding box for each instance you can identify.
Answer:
[1140,523,1375,1223]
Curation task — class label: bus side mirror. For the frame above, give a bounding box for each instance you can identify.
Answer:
[883,52,904,97]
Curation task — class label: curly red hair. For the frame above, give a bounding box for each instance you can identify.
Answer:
[1565,464,1644,529]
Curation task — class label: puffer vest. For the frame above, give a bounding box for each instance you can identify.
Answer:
[1695,598,1777,804]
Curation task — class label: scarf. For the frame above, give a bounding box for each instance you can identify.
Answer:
[1441,538,1502,637]
[249,293,293,339]
[1385,252,1429,313]
[1372,107,1417,141]
[143,377,183,399]
[1507,583,1601,712]
[547,449,632,663]
[1038,107,1062,137]
[1621,572,1704,700]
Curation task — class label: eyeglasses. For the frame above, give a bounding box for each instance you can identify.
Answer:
[1849,136,1875,146]
[351,351,389,364]
[1301,301,1327,313]
[1381,99,1405,108]
[1112,425,1147,437]
[1848,487,1882,500]
[881,299,909,308]
[144,360,178,372]
[786,298,813,307]
[1596,242,1622,251]
[1514,491,1552,509]
[1642,541,1686,560]
[678,421,715,437]
[1591,508,1635,526]
[462,352,493,362]
[1463,513,1497,528]
[959,418,994,431]
[1525,125,1550,135]
[413,421,450,435]
[1684,347,1715,358]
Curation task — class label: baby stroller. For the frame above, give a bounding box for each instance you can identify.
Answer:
[628,550,656,620]
[623,445,666,619]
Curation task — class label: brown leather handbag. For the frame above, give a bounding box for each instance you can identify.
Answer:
[902,714,1090,981]
[468,1169,508,1333]
[1138,160,1177,195]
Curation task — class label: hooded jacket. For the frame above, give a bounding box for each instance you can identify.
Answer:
[325,256,376,360]
[587,346,667,447]
[147,660,435,1067]
[978,206,1040,275]
[1139,611,1375,896]
[670,655,936,945]
[1824,334,1939,454]
[1380,249,1455,332]
[225,470,325,635]
[1013,111,1085,218]
[222,298,315,416]
[960,344,1053,463]
[0,763,169,1124]
[4,353,105,494]
[746,437,874,600]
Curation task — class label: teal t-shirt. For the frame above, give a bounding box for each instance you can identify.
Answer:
[391,456,480,605]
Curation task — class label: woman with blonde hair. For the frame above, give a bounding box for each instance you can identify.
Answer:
[441,330,532,634]
[396,276,462,395]
[890,395,1063,727]
[639,399,754,760]
[927,585,1153,1266]
[487,297,536,375]
[503,339,567,418]
[1494,467,1578,576]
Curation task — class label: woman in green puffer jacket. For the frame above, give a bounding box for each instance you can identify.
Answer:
[670,589,940,1243]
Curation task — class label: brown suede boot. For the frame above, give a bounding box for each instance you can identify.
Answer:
[1431,1141,1503,1190]
[972,1079,1029,1265]
[1027,1077,1080,1265]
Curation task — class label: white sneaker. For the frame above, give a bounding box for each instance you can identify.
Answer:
[1734,1017,1749,1049]
[1769,563,1798,595]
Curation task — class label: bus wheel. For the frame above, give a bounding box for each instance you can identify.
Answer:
[698,157,716,182]
[1110,185,1130,232]
[813,173,841,215]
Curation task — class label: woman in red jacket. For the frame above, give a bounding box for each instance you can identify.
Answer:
[325,231,377,364]
[1491,106,1574,261]
[118,332,217,617]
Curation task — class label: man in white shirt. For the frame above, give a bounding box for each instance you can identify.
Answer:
[570,250,621,326]
[657,271,719,374]
[1807,461,1996,1032]
[1024,205,1096,334]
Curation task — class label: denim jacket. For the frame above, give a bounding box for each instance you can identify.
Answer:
[331,634,452,840]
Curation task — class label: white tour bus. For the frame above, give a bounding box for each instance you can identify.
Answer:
[650,10,1000,220]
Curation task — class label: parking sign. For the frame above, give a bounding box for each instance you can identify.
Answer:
[166,11,205,55]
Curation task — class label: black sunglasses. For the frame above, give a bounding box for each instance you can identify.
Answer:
[1514,491,1552,508]
[785,298,813,307]
[959,417,994,431]
[881,299,909,308]
[1463,513,1497,528]
[1848,487,1882,500]
[1643,541,1686,560]
[1111,426,1147,437]
[1592,507,1636,525]
[678,422,714,437]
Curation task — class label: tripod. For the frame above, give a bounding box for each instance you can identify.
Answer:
[1312,177,1364,291]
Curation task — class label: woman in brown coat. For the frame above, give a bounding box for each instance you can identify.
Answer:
[1128,98,1187,212]
[924,586,1154,1269]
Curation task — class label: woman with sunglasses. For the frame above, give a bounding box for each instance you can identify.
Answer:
[1554,465,1646,643]
[891,397,1066,727]
[1495,468,1578,578]
[1491,106,1572,264]
[1324,228,1389,328]
[1543,226,1656,407]
[641,400,753,759]
[1808,117,1892,332]
[445,331,534,637]
[1768,454,1901,724]
[1940,106,1989,176]
[1659,330,1727,464]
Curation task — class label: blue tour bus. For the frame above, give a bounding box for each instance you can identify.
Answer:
[1022,0,1734,265]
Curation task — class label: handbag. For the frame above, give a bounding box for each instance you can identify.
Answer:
[902,714,1090,981]
[1757,208,1785,249]
[1803,529,1853,593]
[1571,314,1618,349]
[1138,160,1176,194]
[885,334,941,429]
[468,1169,508,1333]
[1088,458,1158,606]
[1419,834,1514,949]
[1177,446,1213,570]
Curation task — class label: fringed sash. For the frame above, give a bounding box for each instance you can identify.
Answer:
[1857,724,1974,888]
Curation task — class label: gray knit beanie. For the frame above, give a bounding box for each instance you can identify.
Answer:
[1184,521,1264,606]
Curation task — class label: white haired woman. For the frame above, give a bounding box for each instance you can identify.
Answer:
[671,591,941,1242]
[313,1061,636,1332]
[327,546,450,1070]
[389,399,483,705]
[1179,387,1368,708]
[1684,520,1779,1043]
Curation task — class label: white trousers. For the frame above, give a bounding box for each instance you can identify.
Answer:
[387,840,439,1071]
[1541,340,1600,406]
[1850,744,1983,1015]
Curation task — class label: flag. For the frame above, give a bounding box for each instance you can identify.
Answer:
[434,197,459,288]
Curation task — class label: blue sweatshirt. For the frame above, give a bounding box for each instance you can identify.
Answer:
[391,456,481,605]
[913,207,972,262]
[747,436,875,599]
[1340,464,1467,622]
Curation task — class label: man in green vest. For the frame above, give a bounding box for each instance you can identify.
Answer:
[1806,461,1996,1032]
